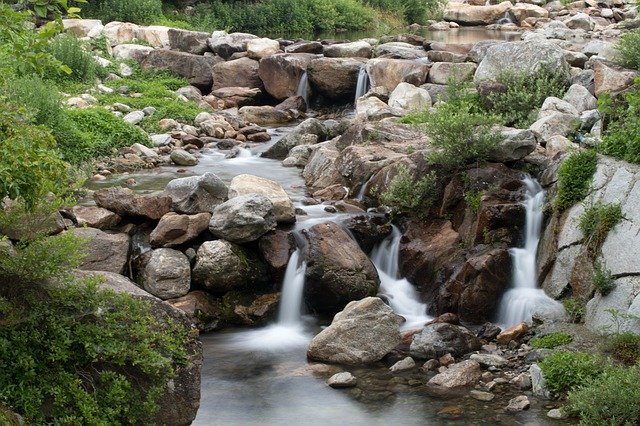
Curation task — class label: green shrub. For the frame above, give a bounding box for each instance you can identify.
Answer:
[379,164,438,214]
[481,66,569,128]
[563,298,586,323]
[554,150,597,211]
[567,365,640,425]
[603,332,640,365]
[578,201,622,253]
[599,82,640,163]
[530,332,573,349]
[539,351,606,394]
[616,29,640,70]
[1,75,64,127]
[592,261,616,296]
[82,0,163,25]
[47,33,99,83]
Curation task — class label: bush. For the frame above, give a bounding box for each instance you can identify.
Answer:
[379,164,438,215]
[603,332,640,365]
[617,29,640,70]
[567,365,640,425]
[82,0,163,25]
[578,201,622,253]
[599,82,640,163]
[554,150,597,211]
[530,332,573,349]
[1,75,64,128]
[47,34,99,83]
[563,298,586,323]
[481,66,569,128]
[592,261,616,296]
[539,351,607,394]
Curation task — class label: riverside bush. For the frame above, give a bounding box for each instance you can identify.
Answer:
[599,82,640,163]
[554,150,597,211]
[578,201,622,253]
[539,351,606,394]
[592,261,616,296]
[603,332,640,365]
[47,34,100,83]
[380,164,438,214]
[529,332,573,349]
[82,0,163,25]
[616,29,640,70]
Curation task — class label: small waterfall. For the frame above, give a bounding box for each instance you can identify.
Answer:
[354,66,370,103]
[236,147,252,158]
[296,71,309,106]
[496,11,516,25]
[276,247,307,326]
[354,175,374,202]
[497,176,560,327]
[371,225,431,330]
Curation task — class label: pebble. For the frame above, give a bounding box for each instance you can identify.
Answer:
[506,395,530,412]
[470,390,495,401]
[389,357,415,373]
[92,174,106,181]
[327,372,357,388]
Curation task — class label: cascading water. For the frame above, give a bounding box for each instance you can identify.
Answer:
[354,174,374,202]
[276,247,307,326]
[354,66,370,103]
[296,71,309,106]
[496,176,560,327]
[371,225,431,330]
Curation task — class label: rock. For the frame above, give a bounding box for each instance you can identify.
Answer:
[151,134,172,147]
[285,41,323,54]
[207,31,258,59]
[246,37,280,59]
[170,149,198,166]
[469,353,508,367]
[94,187,171,220]
[138,248,191,300]
[592,60,638,96]
[192,240,265,293]
[136,25,170,48]
[546,135,574,157]
[212,87,262,108]
[228,174,295,223]
[539,97,579,119]
[324,41,372,58]
[367,58,430,92]
[389,357,416,372]
[212,57,262,91]
[275,95,306,113]
[230,292,279,326]
[510,3,549,22]
[123,110,145,125]
[131,142,158,158]
[428,62,477,85]
[307,297,403,364]
[262,133,318,160]
[307,57,366,101]
[388,82,432,111]
[564,12,594,31]
[164,173,228,214]
[444,1,512,25]
[70,205,121,230]
[141,50,221,91]
[168,290,222,332]
[74,228,130,274]
[355,96,397,120]
[208,194,276,243]
[563,84,597,114]
[373,42,428,59]
[258,53,318,101]
[529,112,579,143]
[506,395,530,412]
[238,105,292,126]
[496,322,528,345]
[585,276,640,334]
[63,18,104,38]
[470,390,495,401]
[511,372,532,389]
[530,363,551,398]
[427,360,482,389]
[149,212,210,248]
[258,230,294,281]
[547,408,566,419]
[410,323,481,359]
[489,128,537,162]
[112,44,154,62]
[303,222,380,314]
[475,40,570,84]
[327,372,357,388]
[168,28,210,54]
[303,141,343,191]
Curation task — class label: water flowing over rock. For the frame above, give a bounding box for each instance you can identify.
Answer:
[94,187,172,220]
[307,57,366,101]
[307,297,403,364]
[138,248,191,300]
[75,228,130,275]
[208,194,277,243]
[229,174,295,223]
[164,173,228,214]
[303,222,380,314]
[410,323,481,359]
[258,53,319,101]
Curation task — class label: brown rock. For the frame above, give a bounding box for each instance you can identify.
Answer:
[212,57,262,91]
[94,187,172,220]
[258,230,295,281]
[427,360,482,389]
[211,86,262,107]
[168,290,223,331]
[258,53,319,100]
[70,205,121,229]
[74,227,130,274]
[149,212,211,247]
[496,322,529,345]
[141,50,221,91]
[233,292,280,325]
[307,57,367,101]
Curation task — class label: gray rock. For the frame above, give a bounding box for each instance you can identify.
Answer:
[529,112,579,143]
[427,360,482,389]
[324,41,372,58]
[389,357,416,372]
[70,205,121,230]
[208,194,277,243]
[262,133,318,160]
[151,134,172,147]
[207,31,258,59]
[139,248,191,300]
[123,110,145,125]
[564,12,594,31]
[563,84,597,114]
[170,149,198,166]
[327,372,357,388]
[469,353,508,368]
[131,142,158,158]
[388,82,432,111]
[93,187,172,220]
[538,97,579,119]
[164,173,229,214]
[489,128,537,162]
[506,395,530,412]
[470,390,495,401]
[373,42,428,59]
[428,62,477,85]
[547,408,566,419]
[142,49,221,92]
[307,297,403,364]
[585,276,640,334]
[530,363,551,398]
[112,44,154,62]
[410,323,481,359]
[228,174,295,223]
[74,227,130,274]
[149,212,211,248]
[168,28,210,54]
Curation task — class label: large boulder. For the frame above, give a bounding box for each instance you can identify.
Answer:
[324,41,372,58]
[94,187,171,220]
[488,127,537,162]
[562,84,597,114]
[510,3,548,22]
[303,141,343,191]
[258,230,295,281]
[150,212,211,247]
[138,248,191,300]
[207,31,258,59]
[474,40,570,84]
[303,222,380,314]
[62,19,104,38]
[208,194,277,243]
[74,227,130,274]
[192,240,266,293]
[261,133,318,160]
[410,323,481,359]
[164,173,228,214]
[238,105,293,126]
[228,174,295,223]
[529,112,579,143]
[141,50,221,91]
[258,53,318,100]
[112,44,154,62]
[591,60,638,97]
[428,62,477,85]
[388,82,432,111]
[168,28,211,55]
[307,57,366,102]
[104,22,139,46]
[307,297,403,364]
[444,1,512,25]
[373,42,428,60]
[70,205,121,230]
[366,58,430,92]
[137,25,170,48]
[246,37,280,59]
[212,57,262,91]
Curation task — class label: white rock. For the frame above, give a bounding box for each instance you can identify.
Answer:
[389,357,416,373]
[123,110,145,125]
[388,82,432,111]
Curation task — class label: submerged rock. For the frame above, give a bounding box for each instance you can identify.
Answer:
[327,372,357,388]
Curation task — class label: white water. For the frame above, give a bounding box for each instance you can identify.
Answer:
[497,177,561,327]
[354,66,370,103]
[236,147,253,158]
[354,174,374,201]
[296,71,309,106]
[277,248,307,326]
[371,226,431,330]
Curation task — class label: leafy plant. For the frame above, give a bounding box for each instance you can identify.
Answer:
[602,332,640,365]
[578,201,622,253]
[599,81,640,163]
[616,29,640,70]
[47,33,100,83]
[530,332,573,349]
[539,351,606,394]
[554,150,597,211]
[380,164,438,215]
[563,298,586,323]
[82,0,163,25]
[464,190,482,214]
[592,261,616,296]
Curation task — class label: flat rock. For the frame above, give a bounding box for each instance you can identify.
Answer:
[427,360,482,389]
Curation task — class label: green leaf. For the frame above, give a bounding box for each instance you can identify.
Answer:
[34,4,48,17]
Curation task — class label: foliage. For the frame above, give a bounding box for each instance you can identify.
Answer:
[464,190,482,214]
[1,75,64,128]
[529,332,573,349]
[47,33,100,83]
[554,150,597,211]
[616,29,640,70]
[578,201,622,253]
[480,66,569,128]
[592,261,616,296]
[603,332,640,365]
[567,365,640,426]
[563,298,586,323]
[599,81,640,163]
[380,164,438,215]
[14,0,84,20]
[539,351,607,394]
[82,0,163,25]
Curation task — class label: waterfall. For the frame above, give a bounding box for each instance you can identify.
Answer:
[276,248,307,326]
[371,225,431,330]
[236,147,252,158]
[496,176,560,327]
[354,174,374,202]
[354,66,369,103]
[496,11,516,25]
[296,71,309,106]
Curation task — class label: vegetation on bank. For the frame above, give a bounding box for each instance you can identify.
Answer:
[554,150,598,211]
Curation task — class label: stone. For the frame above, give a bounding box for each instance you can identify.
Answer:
[207,31,258,59]
[138,248,191,300]
[529,112,579,143]
[151,134,172,147]
[258,230,294,281]
[246,37,280,59]
[428,62,477,85]
[427,360,482,389]
[74,228,130,274]
[510,3,549,22]
[63,19,104,38]
[170,149,198,166]
[285,41,323,54]
[470,390,495,401]
[564,12,594,31]
[168,290,222,332]
[444,1,512,25]
[539,97,579,119]
[262,133,318,160]
[238,105,292,126]
[192,240,265,293]
[208,194,276,243]
[212,57,262,91]
[373,42,428,60]
[489,128,537,162]
[228,174,295,223]
[168,28,210,54]
[410,323,481,359]
[366,58,430,92]
[307,297,403,364]
[258,53,318,101]
[511,372,532,389]
[130,142,158,158]
[563,84,597,114]
[388,82,431,111]
[212,87,262,108]
[142,50,221,91]
[530,363,551,398]
[70,205,121,229]
[164,173,228,214]
[327,372,357,388]
[112,44,153,62]
[585,276,640,334]
[389,357,416,372]
[355,96,397,120]
[547,408,566,419]
[543,245,582,298]
[104,22,139,45]
[303,222,380,314]
[123,110,145,125]
[307,57,366,101]
[592,60,638,96]
[506,395,530,412]
[324,41,372,58]
[469,353,508,367]
[496,322,528,345]
[150,212,210,248]
[137,25,170,48]
[94,187,171,220]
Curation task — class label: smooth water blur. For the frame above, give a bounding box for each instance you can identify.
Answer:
[313,26,521,43]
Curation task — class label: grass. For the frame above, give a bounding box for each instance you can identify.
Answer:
[592,261,616,296]
[530,332,573,349]
[539,351,607,394]
[602,332,640,365]
[578,201,623,253]
[554,150,598,212]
